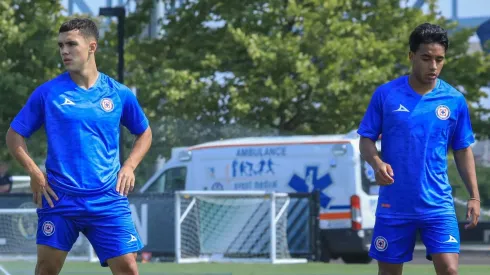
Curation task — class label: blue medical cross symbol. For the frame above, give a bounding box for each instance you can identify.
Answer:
[288,166,333,208]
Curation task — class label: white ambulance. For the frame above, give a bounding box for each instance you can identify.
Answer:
[139,130,381,263]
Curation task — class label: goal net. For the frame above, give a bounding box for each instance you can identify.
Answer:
[0,208,97,262]
[175,191,309,264]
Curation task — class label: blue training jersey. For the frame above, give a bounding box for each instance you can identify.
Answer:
[357,75,474,218]
[11,72,149,196]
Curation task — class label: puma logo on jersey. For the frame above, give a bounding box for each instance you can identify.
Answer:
[61,98,75,105]
[393,104,409,112]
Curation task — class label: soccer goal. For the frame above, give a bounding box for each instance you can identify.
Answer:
[175,191,309,264]
[0,208,97,262]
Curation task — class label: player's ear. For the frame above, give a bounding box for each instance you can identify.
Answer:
[89,41,97,54]
[408,51,414,62]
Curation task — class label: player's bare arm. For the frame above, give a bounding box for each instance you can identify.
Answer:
[5,127,58,207]
[453,146,480,229]
[116,126,152,196]
[359,137,394,185]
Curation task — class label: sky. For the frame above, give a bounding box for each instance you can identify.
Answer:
[424,0,490,18]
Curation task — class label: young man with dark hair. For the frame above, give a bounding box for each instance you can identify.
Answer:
[6,18,152,275]
[358,23,480,275]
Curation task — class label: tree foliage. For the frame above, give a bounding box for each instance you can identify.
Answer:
[3,0,490,184]
[0,0,67,167]
[126,0,490,138]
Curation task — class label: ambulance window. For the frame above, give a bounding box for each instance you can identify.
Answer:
[164,167,187,192]
[360,150,382,195]
[145,167,187,193]
[145,171,165,193]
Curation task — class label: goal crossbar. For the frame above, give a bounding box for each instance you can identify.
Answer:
[177,190,291,197]
[175,191,308,264]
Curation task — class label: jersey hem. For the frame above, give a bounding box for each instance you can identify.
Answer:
[10,121,33,138]
[49,180,115,197]
[426,249,460,255]
[36,240,72,252]
[130,118,149,135]
[452,136,475,151]
[368,251,412,264]
[376,211,456,219]
[357,127,379,141]
[98,246,144,267]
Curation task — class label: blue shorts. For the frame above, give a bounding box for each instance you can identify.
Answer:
[36,187,143,267]
[369,215,460,264]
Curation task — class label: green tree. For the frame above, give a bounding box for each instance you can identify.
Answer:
[0,0,67,170]
[92,0,490,184]
[129,0,490,136]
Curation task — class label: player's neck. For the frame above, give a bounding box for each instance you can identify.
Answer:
[408,74,436,95]
[69,66,99,90]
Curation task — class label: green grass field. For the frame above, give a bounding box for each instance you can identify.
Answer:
[0,262,489,275]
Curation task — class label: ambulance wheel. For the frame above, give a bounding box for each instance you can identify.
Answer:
[319,248,331,263]
[341,253,372,264]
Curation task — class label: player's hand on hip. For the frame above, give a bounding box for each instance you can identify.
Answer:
[375,162,394,186]
[465,199,481,229]
[117,165,135,196]
[29,171,58,208]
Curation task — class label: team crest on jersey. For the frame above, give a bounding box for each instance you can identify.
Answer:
[435,105,450,120]
[100,98,114,112]
[42,221,55,236]
[374,236,388,252]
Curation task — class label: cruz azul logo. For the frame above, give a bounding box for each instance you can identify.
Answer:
[288,166,333,208]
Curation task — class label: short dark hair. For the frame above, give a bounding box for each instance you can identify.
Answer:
[409,23,448,52]
[59,18,99,41]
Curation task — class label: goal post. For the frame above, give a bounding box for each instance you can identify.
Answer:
[0,208,97,262]
[175,191,312,264]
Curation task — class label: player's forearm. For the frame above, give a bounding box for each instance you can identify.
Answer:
[123,127,152,171]
[453,147,480,199]
[5,128,43,176]
[359,137,383,170]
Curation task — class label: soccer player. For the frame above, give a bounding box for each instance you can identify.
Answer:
[6,18,152,275]
[357,23,480,275]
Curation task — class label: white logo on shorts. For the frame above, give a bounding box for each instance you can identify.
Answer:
[444,235,458,243]
[435,105,450,120]
[128,234,137,243]
[42,221,55,236]
[374,236,388,252]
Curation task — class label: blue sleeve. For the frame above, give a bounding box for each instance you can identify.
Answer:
[10,88,45,138]
[120,87,149,135]
[357,88,383,141]
[451,97,475,150]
